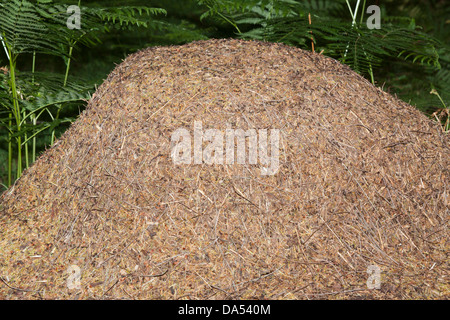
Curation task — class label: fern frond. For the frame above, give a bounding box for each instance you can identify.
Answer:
[0,70,91,128]
[85,6,167,29]
[0,0,60,56]
[302,0,347,15]
[13,71,91,115]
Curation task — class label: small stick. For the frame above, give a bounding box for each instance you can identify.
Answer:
[308,13,315,53]
[0,276,38,293]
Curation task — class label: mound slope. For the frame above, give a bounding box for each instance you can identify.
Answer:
[0,39,448,299]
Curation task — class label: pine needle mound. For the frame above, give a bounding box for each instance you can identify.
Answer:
[0,39,448,300]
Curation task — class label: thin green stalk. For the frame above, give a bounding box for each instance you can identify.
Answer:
[32,115,36,162]
[60,0,80,142]
[430,89,448,109]
[32,51,36,84]
[2,35,12,185]
[220,11,241,33]
[63,0,81,86]
[346,0,361,27]
[344,0,361,59]
[58,44,74,146]
[359,0,367,26]
[60,42,75,146]
[359,0,374,84]
[369,64,374,84]
[0,34,13,187]
[63,45,73,87]
[23,110,29,169]
[32,51,36,162]
[345,0,375,84]
[208,6,241,34]
[8,52,22,179]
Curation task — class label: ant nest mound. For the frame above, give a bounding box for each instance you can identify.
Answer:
[0,39,448,299]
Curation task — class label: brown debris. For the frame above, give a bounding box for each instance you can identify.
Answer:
[0,39,448,299]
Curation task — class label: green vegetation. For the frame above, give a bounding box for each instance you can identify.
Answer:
[0,0,448,190]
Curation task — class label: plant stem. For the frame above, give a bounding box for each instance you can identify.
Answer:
[432,89,447,109]
[369,63,374,84]
[344,0,361,58]
[218,11,241,34]
[359,0,367,26]
[1,34,12,185]
[345,0,361,27]
[32,115,36,162]
[32,51,36,84]
[63,0,81,87]
[63,45,73,87]
[23,110,29,169]
[32,51,36,162]
[8,52,22,179]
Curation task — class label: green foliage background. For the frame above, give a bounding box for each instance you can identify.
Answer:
[0,0,448,190]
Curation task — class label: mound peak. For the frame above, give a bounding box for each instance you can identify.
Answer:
[0,39,448,299]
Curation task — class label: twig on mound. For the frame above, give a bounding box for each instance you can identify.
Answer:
[0,276,42,295]
[127,268,169,278]
[232,185,261,211]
